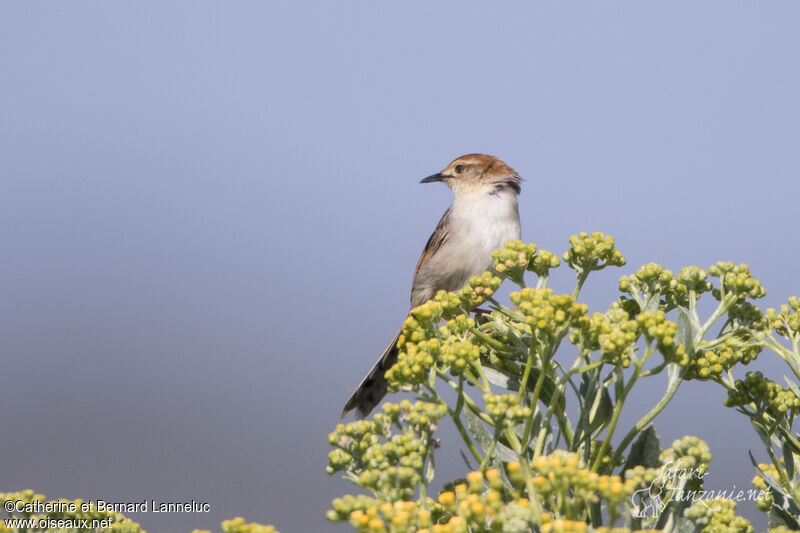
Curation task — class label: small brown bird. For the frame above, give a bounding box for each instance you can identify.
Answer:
[342,154,522,417]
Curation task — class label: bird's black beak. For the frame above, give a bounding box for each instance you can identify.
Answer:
[420,173,446,184]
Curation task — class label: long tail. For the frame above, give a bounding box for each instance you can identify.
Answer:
[341,329,402,418]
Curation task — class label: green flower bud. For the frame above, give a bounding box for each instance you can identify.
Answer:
[563,232,626,273]
[709,262,766,301]
[510,288,589,346]
[636,311,688,365]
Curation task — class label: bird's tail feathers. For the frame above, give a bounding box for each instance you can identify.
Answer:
[341,329,402,418]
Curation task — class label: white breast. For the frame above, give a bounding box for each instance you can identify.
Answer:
[411,187,521,307]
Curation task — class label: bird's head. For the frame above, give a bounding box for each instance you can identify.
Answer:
[420,154,522,196]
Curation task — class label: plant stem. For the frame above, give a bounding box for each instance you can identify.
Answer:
[517,349,536,402]
[591,367,626,472]
[617,365,684,455]
[572,270,590,301]
[427,381,483,464]
[521,350,550,449]
[479,425,502,471]
[437,371,495,425]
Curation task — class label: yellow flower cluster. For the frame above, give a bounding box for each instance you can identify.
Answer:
[687,332,761,380]
[563,232,626,273]
[509,288,589,346]
[460,272,504,309]
[387,305,482,389]
[384,271,509,391]
[623,465,662,490]
[328,494,388,522]
[333,470,534,533]
[659,436,712,477]
[349,501,434,533]
[0,489,45,516]
[437,315,475,339]
[647,436,712,500]
[404,302,445,341]
[483,393,531,424]
[594,529,661,533]
[619,264,715,311]
[527,452,634,517]
[0,490,144,533]
[540,517,589,533]
[573,305,638,367]
[435,470,535,533]
[430,272,503,319]
[636,311,688,365]
[386,337,440,389]
[724,371,800,422]
[533,250,562,277]
[331,455,653,533]
[766,296,800,341]
[675,266,713,296]
[0,490,281,533]
[327,401,446,501]
[438,340,481,378]
[618,263,676,301]
[728,301,766,328]
[492,240,561,285]
[751,461,782,512]
[708,262,766,302]
[684,498,753,533]
[381,400,448,433]
[219,517,279,533]
[539,521,659,533]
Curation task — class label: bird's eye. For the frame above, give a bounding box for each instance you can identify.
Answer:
[454,164,464,174]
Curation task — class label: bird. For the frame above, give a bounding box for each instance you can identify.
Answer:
[342,154,522,418]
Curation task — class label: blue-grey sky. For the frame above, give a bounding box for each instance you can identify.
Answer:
[2,2,798,531]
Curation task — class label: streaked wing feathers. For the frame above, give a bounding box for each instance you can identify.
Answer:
[414,207,450,276]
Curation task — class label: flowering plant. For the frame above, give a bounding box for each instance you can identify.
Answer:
[327,233,800,533]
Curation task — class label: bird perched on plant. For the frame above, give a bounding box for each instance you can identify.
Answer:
[342,154,522,418]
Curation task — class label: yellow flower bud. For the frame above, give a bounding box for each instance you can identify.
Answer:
[438,491,455,506]
[467,471,483,486]
[367,518,385,532]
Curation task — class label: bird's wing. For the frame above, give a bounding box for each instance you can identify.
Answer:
[414,206,451,276]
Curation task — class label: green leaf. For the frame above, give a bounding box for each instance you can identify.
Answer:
[483,365,565,412]
[458,449,476,471]
[770,505,800,529]
[644,295,661,313]
[464,407,493,453]
[753,457,800,529]
[676,308,693,353]
[494,441,519,463]
[483,366,517,389]
[747,449,763,471]
[783,375,800,398]
[667,363,682,391]
[574,371,599,442]
[462,407,518,466]
[782,436,797,479]
[588,387,614,438]
[424,455,436,484]
[623,425,661,472]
